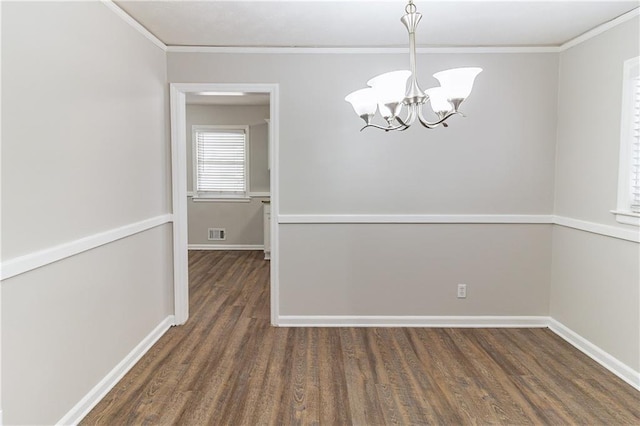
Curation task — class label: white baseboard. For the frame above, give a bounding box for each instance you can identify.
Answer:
[276,315,550,328]
[56,315,176,426]
[188,244,264,251]
[548,319,640,391]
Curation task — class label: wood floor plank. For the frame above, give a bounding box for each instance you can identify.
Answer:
[446,328,540,425]
[248,327,292,425]
[393,329,463,424]
[218,319,276,425]
[174,315,253,424]
[339,327,386,425]
[373,328,430,425]
[82,251,640,426]
[493,328,634,425]
[317,328,351,425]
[274,327,326,425]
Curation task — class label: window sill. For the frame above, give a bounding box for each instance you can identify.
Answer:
[187,191,269,201]
[189,194,250,203]
[610,210,640,226]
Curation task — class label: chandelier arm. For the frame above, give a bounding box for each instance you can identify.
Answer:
[360,103,419,132]
[416,107,462,129]
[360,122,409,132]
[396,103,418,128]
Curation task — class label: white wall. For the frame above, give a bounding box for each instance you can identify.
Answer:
[186,104,269,246]
[551,18,640,372]
[1,2,172,424]
[168,51,559,317]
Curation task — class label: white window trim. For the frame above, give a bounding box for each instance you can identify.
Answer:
[613,56,640,226]
[191,125,250,202]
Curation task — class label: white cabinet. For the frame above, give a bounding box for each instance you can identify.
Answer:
[263,201,271,260]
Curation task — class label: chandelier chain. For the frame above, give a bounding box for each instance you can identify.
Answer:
[405,1,417,14]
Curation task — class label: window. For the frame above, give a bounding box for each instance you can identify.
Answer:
[192,125,249,200]
[614,57,640,226]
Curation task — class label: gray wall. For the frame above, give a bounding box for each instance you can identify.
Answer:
[186,104,270,246]
[280,224,552,316]
[551,18,640,371]
[168,52,559,317]
[1,2,172,424]
[170,53,558,215]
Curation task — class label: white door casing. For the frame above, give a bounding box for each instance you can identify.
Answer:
[169,83,280,325]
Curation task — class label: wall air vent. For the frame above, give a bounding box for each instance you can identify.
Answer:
[208,228,226,241]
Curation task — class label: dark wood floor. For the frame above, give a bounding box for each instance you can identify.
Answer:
[82,250,639,425]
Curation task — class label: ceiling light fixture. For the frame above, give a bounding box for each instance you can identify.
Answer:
[345,1,482,132]
[195,91,247,96]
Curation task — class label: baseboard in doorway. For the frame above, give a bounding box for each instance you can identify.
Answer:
[56,315,176,425]
[188,244,264,251]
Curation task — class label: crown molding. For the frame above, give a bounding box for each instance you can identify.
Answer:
[101,0,167,51]
[102,0,637,56]
[166,45,560,54]
[559,7,640,52]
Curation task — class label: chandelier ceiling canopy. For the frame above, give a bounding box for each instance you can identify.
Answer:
[345,1,482,132]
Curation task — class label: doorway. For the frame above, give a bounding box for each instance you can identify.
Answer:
[169,83,279,326]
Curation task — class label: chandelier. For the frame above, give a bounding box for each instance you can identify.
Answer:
[345,1,482,132]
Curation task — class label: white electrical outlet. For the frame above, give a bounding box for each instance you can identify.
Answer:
[457,284,467,299]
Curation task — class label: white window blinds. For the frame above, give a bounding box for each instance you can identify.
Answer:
[630,76,640,212]
[194,128,247,196]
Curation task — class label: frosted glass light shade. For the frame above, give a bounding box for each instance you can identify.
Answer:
[432,67,482,100]
[344,88,378,117]
[425,87,452,114]
[378,103,397,120]
[367,70,411,104]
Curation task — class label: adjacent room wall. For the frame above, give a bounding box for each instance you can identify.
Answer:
[551,18,640,372]
[1,2,172,424]
[186,104,270,247]
[168,51,559,318]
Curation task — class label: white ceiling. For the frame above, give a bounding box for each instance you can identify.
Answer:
[115,1,638,48]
